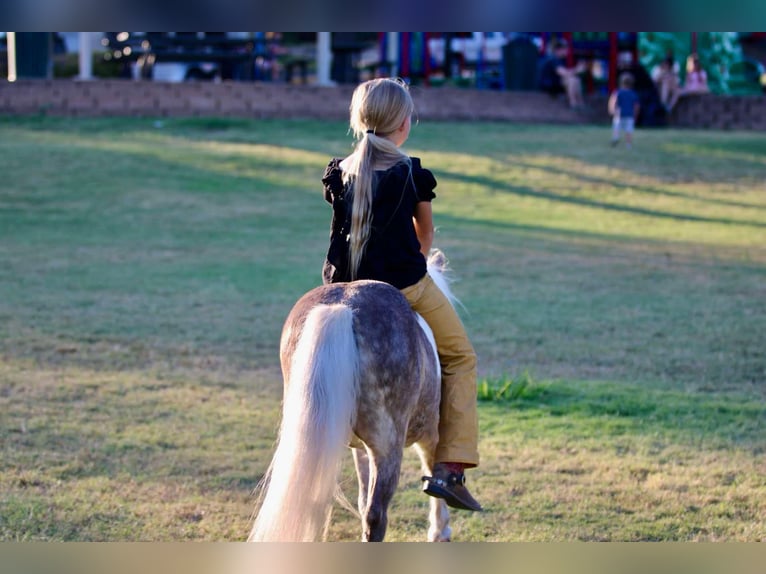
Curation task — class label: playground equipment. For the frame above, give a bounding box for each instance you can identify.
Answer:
[375,33,510,87]
[375,32,640,93]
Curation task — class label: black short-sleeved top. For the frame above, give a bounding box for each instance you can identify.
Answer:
[322,156,437,289]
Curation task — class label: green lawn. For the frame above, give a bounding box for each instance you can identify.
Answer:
[0,116,764,541]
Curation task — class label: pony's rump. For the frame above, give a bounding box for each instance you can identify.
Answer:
[250,249,456,542]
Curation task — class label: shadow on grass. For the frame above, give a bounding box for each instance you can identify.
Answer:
[436,211,766,275]
[481,378,765,453]
[509,159,766,212]
[441,171,766,229]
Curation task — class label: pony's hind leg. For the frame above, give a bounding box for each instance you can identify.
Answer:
[413,441,452,542]
[428,498,452,542]
[352,447,370,517]
[362,448,403,542]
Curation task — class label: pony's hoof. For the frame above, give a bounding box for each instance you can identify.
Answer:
[428,533,452,542]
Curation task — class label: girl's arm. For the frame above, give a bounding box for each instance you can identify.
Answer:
[413,201,434,257]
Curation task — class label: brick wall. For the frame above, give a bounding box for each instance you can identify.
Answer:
[1,79,763,129]
[670,93,766,130]
[0,79,591,124]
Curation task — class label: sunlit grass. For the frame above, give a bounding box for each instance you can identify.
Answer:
[418,151,765,249]
[0,116,763,541]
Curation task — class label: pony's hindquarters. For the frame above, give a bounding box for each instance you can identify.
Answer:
[249,303,358,542]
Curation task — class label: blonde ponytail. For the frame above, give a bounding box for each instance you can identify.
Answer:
[343,79,414,279]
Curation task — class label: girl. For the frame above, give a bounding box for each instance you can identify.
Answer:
[667,53,709,111]
[321,78,482,512]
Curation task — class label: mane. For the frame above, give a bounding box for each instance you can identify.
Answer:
[426,248,462,310]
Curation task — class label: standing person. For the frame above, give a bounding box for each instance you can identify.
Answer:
[609,72,640,149]
[321,78,483,512]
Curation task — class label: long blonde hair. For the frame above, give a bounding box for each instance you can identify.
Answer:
[342,78,414,280]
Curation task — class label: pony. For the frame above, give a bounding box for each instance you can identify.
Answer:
[248,250,458,542]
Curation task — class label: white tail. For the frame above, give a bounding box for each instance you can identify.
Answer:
[249,303,359,542]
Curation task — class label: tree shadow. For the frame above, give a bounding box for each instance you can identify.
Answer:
[507,159,766,212]
[440,170,766,229]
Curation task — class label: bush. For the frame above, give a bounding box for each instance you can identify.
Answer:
[53,52,126,79]
[477,371,534,402]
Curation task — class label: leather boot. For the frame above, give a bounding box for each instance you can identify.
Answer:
[422,462,483,511]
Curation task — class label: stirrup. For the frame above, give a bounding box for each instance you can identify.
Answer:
[421,473,483,512]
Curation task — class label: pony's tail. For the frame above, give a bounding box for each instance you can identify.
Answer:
[249,304,359,542]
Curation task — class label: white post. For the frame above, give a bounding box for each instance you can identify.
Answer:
[387,32,399,77]
[77,32,93,80]
[78,32,93,80]
[7,32,17,81]
[316,32,333,86]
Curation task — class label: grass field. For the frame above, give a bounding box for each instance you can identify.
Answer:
[0,115,764,541]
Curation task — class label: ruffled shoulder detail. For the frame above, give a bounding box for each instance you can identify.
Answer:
[410,156,437,201]
[322,158,345,203]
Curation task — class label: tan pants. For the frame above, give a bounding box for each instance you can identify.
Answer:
[400,273,479,467]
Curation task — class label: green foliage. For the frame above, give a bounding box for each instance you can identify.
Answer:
[53,52,126,79]
[478,371,533,402]
[638,32,744,93]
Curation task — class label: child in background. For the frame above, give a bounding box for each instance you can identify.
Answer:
[652,52,681,111]
[666,53,710,111]
[609,72,640,149]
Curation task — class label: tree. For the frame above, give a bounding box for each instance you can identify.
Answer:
[638,32,743,93]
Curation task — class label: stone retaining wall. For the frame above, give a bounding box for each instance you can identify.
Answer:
[1,79,763,130]
[0,79,597,124]
[669,93,766,130]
